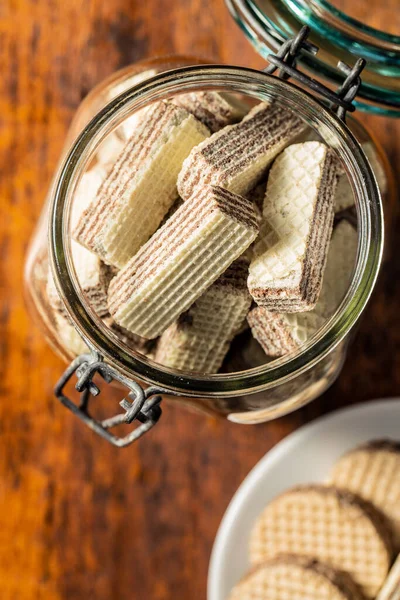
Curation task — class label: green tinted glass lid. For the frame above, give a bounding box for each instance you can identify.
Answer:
[226,0,400,116]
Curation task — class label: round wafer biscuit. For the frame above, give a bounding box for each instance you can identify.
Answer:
[328,439,400,551]
[249,485,392,599]
[229,555,365,600]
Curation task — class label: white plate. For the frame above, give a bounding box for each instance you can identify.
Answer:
[208,398,400,600]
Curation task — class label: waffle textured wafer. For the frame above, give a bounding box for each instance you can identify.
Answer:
[247,307,325,357]
[55,313,89,357]
[229,555,365,600]
[48,166,112,317]
[108,185,259,339]
[47,242,115,318]
[102,316,156,356]
[249,484,393,599]
[377,553,400,600]
[247,220,357,357]
[173,91,248,132]
[248,141,338,312]
[329,439,400,551]
[335,141,388,212]
[177,102,305,200]
[155,259,252,373]
[74,100,210,268]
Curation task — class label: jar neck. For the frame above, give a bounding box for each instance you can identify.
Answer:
[49,64,383,398]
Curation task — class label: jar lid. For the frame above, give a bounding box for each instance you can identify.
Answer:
[226,0,400,116]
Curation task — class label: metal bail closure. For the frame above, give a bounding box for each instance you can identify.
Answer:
[54,352,168,447]
[264,25,366,121]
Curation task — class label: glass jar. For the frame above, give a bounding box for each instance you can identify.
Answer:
[227,0,400,115]
[24,32,392,444]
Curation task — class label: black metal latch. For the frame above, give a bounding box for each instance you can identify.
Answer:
[55,352,167,447]
[264,25,366,120]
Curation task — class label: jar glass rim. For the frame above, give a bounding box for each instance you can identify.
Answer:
[49,64,383,398]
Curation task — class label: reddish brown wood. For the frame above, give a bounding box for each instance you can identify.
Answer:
[0,0,399,598]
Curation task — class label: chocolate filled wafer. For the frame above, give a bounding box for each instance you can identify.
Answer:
[377,553,400,600]
[248,141,338,312]
[173,91,249,132]
[155,259,252,373]
[177,102,305,200]
[329,439,400,551]
[108,185,259,339]
[102,316,156,356]
[249,484,393,599]
[248,220,357,357]
[74,100,210,268]
[229,555,365,600]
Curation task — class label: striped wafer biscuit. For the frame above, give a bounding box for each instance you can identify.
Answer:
[155,259,252,373]
[47,242,115,318]
[248,141,338,311]
[177,102,305,200]
[173,91,249,132]
[328,439,400,551]
[229,555,365,600]
[74,100,210,268]
[247,220,357,357]
[48,166,113,317]
[377,553,400,600]
[108,185,259,339]
[335,141,388,212]
[249,484,393,599]
[102,316,156,356]
[54,313,89,357]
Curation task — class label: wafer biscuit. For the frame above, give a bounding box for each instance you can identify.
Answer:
[248,142,338,311]
[334,141,388,212]
[108,185,259,339]
[247,220,357,357]
[377,553,400,600]
[102,316,155,356]
[74,100,210,268]
[155,259,252,373]
[229,555,365,600]
[249,484,392,599]
[47,242,115,317]
[55,313,89,357]
[173,91,248,132]
[329,439,400,551]
[96,133,125,168]
[247,307,325,357]
[177,102,305,200]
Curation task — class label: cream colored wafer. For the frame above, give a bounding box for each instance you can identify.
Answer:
[248,141,338,311]
[177,102,305,200]
[329,439,400,551]
[377,553,400,600]
[54,313,89,357]
[249,484,393,599]
[74,100,210,268]
[108,185,259,339]
[96,133,125,168]
[47,242,115,318]
[102,316,156,356]
[155,259,252,373]
[173,91,248,132]
[229,555,365,600]
[335,141,388,212]
[48,166,112,317]
[247,220,357,357]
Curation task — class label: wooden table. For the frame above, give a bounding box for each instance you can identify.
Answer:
[0,1,399,598]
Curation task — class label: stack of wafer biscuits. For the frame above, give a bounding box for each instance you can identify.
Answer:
[52,92,371,373]
[229,440,400,600]
[229,438,400,600]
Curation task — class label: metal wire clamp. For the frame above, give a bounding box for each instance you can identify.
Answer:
[54,352,167,447]
[264,25,366,120]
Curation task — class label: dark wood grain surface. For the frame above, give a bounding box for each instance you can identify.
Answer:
[0,1,399,598]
